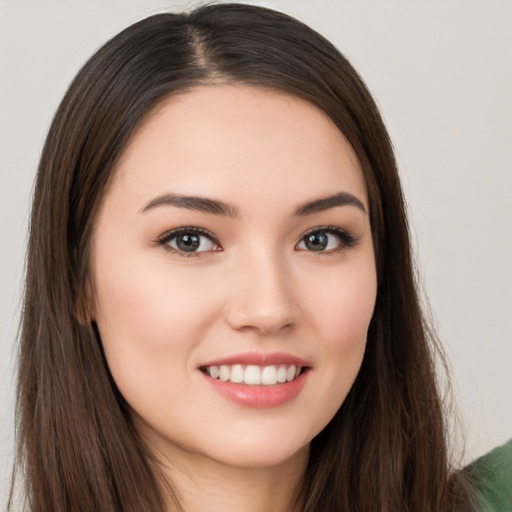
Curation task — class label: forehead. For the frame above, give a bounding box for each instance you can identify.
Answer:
[108,85,367,213]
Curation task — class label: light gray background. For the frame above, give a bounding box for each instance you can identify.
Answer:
[1,0,511,502]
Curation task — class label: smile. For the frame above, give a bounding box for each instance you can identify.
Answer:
[202,364,303,386]
[199,352,310,407]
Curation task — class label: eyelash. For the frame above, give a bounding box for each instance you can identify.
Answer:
[298,226,357,254]
[156,225,357,257]
[156,227,221,257]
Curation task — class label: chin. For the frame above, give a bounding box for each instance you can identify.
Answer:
[141,418,312,472]
[204,438,311,471]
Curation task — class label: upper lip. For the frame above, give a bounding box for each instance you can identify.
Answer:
[200,351,309,368]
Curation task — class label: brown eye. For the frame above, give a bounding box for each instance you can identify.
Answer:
[162,229,219,254]
[303,232,329,251]
[174,233,202,252]
[296,228,356,253]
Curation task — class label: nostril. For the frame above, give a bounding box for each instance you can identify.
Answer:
[224,294,298,334]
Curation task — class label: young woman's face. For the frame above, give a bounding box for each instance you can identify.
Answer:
[92,85,377,471]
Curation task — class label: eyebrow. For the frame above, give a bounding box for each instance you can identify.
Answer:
[140,193,239,217]
[140,191,366,217]
[294,192,367,216]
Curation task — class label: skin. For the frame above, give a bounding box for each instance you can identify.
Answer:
[91,85,377,512]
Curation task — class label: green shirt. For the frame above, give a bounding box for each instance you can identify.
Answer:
[470,439,512,511]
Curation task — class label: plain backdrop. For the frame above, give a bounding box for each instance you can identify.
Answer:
[1,0,511,503]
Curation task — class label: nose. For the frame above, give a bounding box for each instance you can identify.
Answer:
[224,250,298,335]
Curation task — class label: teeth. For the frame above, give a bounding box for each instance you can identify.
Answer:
[244,365,261,385]
[261,365,277,386]
[219,365,230,382]
[209,365,219,379]
[276,365,288,383]
[205,364,302,385]
[230,364,244,383]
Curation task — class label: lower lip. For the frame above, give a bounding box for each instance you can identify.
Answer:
[201,370,309,408]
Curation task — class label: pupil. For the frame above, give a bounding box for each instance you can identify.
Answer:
[306,233,327,251]
[177,234,200,252]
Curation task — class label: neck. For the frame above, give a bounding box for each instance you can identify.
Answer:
[156,446,309,512]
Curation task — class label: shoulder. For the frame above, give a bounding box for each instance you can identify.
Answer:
[465,438,512,512]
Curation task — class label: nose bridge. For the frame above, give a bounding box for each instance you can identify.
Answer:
[225,243,296,334]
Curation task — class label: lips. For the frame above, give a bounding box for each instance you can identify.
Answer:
[199,352,310,408]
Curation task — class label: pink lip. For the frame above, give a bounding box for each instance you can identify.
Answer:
[198,352,310,408]
[200,370,309,408]
[200,351,309,368]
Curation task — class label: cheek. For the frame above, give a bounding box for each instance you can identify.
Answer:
[94,257,218,343]
[302,262,376,401]
[306,261,377,341]
[92,260,220,399]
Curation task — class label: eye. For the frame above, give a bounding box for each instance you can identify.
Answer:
[296,227,356,253]
[158,228,220,254]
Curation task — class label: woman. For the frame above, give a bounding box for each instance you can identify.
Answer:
[9,3,490,511]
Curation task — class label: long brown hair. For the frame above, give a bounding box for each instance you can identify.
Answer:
[11,4,472,511]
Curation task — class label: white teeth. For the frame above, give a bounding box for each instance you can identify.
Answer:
[230,364,244,383]
[276,365,288,383]
[261,365,277,386]
[219,365,230,382]
[244,365,261,385]
[206,364,303,385]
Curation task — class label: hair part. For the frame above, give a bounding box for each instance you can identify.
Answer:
[11,4,473,511]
